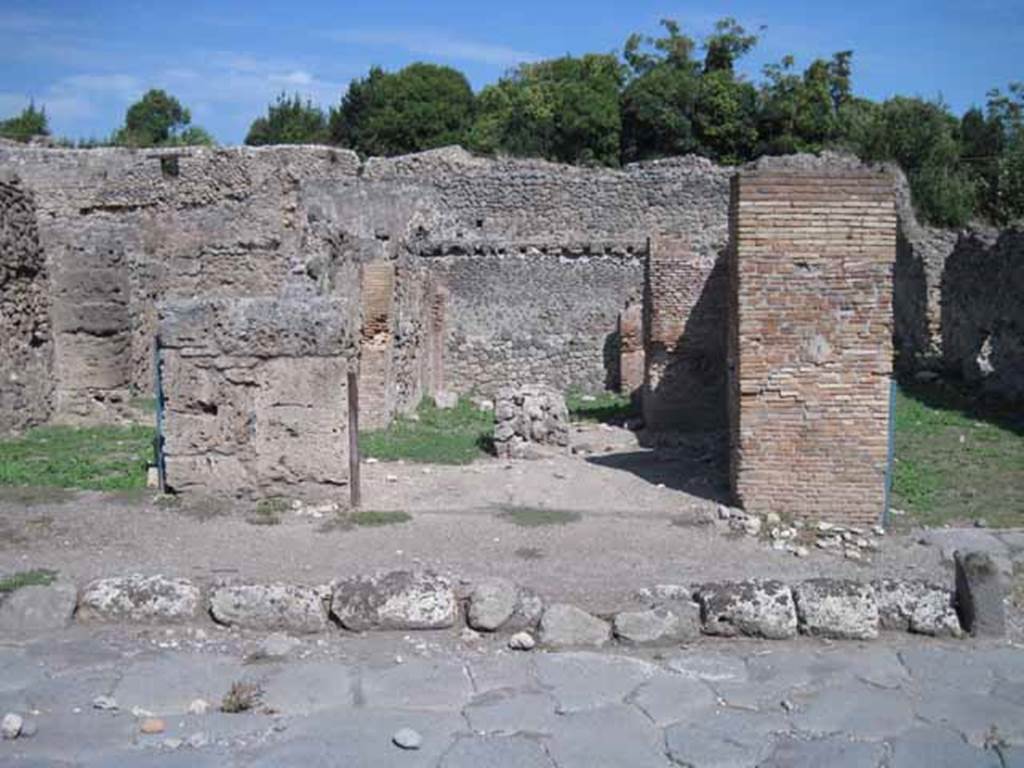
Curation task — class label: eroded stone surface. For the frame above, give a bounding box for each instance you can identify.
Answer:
[77,575,201,623]
[331,571,457,631]
[955,550,1009,637]
[873,579,962,637]
[538,604,611,648]
[466,578,517,631]
[794,578,879,640]
[210,583,328,634]
[696,579,798,639]
[613,604,700,645]
[0,581,77,637]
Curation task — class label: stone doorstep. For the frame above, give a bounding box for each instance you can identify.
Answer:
[58,561,993,645]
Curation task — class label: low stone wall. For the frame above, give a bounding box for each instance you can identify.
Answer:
[0,171,52,433]
[158,297,357,499]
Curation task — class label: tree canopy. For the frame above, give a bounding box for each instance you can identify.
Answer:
[245,93,328,146]
[0,103,49,142]
[113,89,213,148]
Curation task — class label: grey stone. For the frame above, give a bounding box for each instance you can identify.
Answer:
[256,632,301,658]
[538,604,611,647]
[92,695,118,710]
[920,529,1010,562]
[467,578,517,631]
[630,671,718,727]
[794,579,879,640]
[665,709,791,767]
[534,652,655,713]
[696,579,798,639]
[331,571,457,631]
[17,718,36,738]
[260,661,354,715]
[955,550,1009,637]
[505,587,545,632]
[210,583,327,634]
[873,579,963,637]
[792,680,915,738]
[761,736,885,767]
[915,690,1024,747]
[392,727,422,750]
[2,712,22,739]
[0,582,77,637]
[508,631,535,651]
[77,575,201,623]
[889,727,1002,768]
[434,391,458,409]
[667,651,748,683]
[545,704,668,768]
[439,735,554,767]
[613,604,700,645]
[360,658,474,711]
[464,690,558,735]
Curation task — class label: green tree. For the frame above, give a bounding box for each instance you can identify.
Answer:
[113,89,212,147]
[245,93,328,146]
[329,63,474,156]
[469,54,623,166]
[0,102,49,142]
[985,83,1024,222]
[702,18,758,74]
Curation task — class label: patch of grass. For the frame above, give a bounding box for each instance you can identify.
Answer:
[496,504,581,527]
[0,568,58,594]
[128,396,157,414]
[0,425,155,491]
[220,681,263,713]
[360,397,493,464]
[566,390,638,424]
[352,509,411,527]
[892,382,1024,529]
[246,496,289,526]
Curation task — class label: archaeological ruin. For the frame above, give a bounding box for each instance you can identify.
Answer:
[1,142,1021,522]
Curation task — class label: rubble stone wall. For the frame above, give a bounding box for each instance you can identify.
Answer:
[729,168,897,525]
[0,171,52,432]
[158,297,358,499]
[941,228,1024,402]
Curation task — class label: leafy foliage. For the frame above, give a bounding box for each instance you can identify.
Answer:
[113,89,213,147]
[0,102,49,142]
[245,93,328,146]
[329,63,474,156]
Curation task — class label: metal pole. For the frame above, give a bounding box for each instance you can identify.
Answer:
[347,369,361,509]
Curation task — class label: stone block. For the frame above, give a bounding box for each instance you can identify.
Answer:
[794,579,879,640]
[696,580,797,639]
[331,571,457,631]
[954,550,1009,637]
[77,575,201,623]
[538,604,611,647]
[209,583,328,634]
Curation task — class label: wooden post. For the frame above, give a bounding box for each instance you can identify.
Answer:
[347,369,361,509]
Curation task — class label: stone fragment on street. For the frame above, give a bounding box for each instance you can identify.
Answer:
[1,712,23,740]
[392,727,423,750]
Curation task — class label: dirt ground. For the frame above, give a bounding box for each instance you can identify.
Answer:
[0,423,981,615]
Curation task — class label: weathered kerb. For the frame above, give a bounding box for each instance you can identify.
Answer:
[331,571,457,631]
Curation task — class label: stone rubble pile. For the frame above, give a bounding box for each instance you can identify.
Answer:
[492,385,570,459]
[714,505,886,561]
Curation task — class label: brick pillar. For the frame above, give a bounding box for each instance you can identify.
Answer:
[358,260,396,429]
[618,299,644,397]
[729,168,896,525]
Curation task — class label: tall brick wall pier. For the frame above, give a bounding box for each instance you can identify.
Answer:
[728,168,897,524]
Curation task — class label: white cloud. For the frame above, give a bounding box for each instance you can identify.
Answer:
[329,28,538,67]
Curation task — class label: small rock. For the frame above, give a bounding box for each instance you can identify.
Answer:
[365,457,379,464]
[186,732,209,749]
[163,737,183,750]
[392,727,422,750]
[385,474,398,483]
[460,627,480,643]
[844,548,863,562]
[539,604,611,647]
[765,512,782,527]
[743,516,763,536]
[140,718,166,735]
[147,466,160,489]
[792,546,810,558]
[131,706,154,718]
[187,699,210,716]
[92,695,118,711]
[18,719,37,738]
[508,631,536,651]
[467,577,518,631]
[434,390,458,409]
[717,504,731,521]
[974,518,988,529]
[2,712,23,740]
[872,525,885,536]
[257,632,302,658]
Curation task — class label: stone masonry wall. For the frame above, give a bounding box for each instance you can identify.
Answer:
[941,228,1024,402]
[0,171,52,432]
[729,167,897,525]
[158,297,357,499]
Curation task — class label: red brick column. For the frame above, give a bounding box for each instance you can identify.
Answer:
[729,169,896,525]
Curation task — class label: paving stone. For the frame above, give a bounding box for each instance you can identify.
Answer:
[955,550,1010,637]
[920,529,1010,562]
[112,655,247,715]
[209,583,328,634]
[666,651,748,683]
[77,575,201,623]
[629,671,718,727]
[544,704,669,768]
[0,582,77,638]
[696,579,797,639]
[538,604,610,647]
[761,735,886,767]
[899,646,996,694]
[331,571,457,631]
[794,579,879,640]
[464,690,558,735]
[888,726,1002,768]
[465,653,535,693]
[791,679,915,738]
[359,658,474,711]
[665,708,792,767]
[260,660,354,715]
[534,652,655,713]
[915,690,1024,747]
[439,735,554,767]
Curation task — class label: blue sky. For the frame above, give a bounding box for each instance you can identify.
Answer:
[0,1,1020,144]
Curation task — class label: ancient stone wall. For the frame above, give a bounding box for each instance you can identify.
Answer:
[941,228,1024,402]
[729,167,897,524]
[0,171,52,432]
[158,297,358,499]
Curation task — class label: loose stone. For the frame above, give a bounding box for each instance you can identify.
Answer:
[2,713,23,740]
[392,727,423,750]
[508,631,536,651]
[140,718,166,735]
[92,695,118,711]
[467,577,518,631]
[538,604,611,647]
[187,699,210,715]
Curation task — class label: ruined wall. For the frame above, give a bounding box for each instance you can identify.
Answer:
[941,229,1024,402]
[643,235,729,432]
[729,167,896,525]
[0,145,360,422]
[158,297,357,499]
[0,171,52,432]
